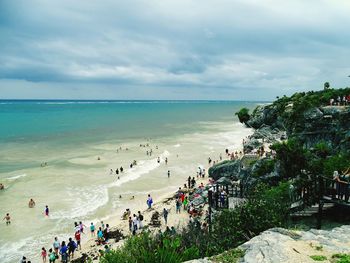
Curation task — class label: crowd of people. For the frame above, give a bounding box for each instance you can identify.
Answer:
[329,94,350,106]
[2,141,236,262]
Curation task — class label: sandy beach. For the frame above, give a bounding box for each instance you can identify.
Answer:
[69,172,212,261]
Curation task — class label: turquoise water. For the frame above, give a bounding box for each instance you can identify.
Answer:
[0,100,257,262]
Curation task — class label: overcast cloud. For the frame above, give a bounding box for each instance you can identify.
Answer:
[0,0,349,100]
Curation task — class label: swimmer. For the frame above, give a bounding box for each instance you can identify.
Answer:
[157,157,160,163]
[110,169,113,175]
[28,198,36,208]
[167,170,170,178]
[116,169,119,175]
[97,157,101,160]
[165,157,168,165]
[3,213,10,225]
[120,166,123,173]
[117,176,120,180]
[119,195,122,199]
[0,183,4,190]
[130,196,135,200]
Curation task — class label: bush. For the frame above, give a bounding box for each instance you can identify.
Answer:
[332,253,350,263]
[310,255,327,261]
[271,139,307,180]
[235,108,250,124]
[100,231,199,263]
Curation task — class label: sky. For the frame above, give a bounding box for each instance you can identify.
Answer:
[0,0,350,100]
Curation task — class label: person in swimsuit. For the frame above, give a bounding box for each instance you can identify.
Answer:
[0,183,4,190]
[41,247,47,263]
[3,213,10,225]
[90,222,95,237]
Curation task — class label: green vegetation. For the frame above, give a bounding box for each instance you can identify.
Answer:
[315,245,323,251]
[101,183,290,263]
[332,254,350,263]
[210,249,245,263]
[310,255,327,261]
[235,107,250,124]
[252,159,276,177]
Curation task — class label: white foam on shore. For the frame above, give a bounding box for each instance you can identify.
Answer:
[0,232,68,263]
[49,185,109,219]
[6,173,27,180]
[108,150,169,188]
[173,144,181,147]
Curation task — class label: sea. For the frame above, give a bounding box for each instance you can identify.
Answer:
[0,100,258,262]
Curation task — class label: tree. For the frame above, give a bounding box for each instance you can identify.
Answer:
[235,108,250,124]
[324,82,330,90]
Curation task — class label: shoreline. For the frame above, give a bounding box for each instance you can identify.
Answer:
[74,174,211,261]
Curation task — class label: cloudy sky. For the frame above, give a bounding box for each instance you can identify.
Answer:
[0,0,349,100]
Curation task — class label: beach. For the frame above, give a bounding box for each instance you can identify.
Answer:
[0,100,255,262]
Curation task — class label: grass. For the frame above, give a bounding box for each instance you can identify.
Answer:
[310,255,327,261]
[331,254,350,263]
[210,249,245,263]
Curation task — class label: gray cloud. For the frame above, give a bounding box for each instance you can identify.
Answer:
[0,0,350,100]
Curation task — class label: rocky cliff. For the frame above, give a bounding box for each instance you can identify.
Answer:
[186,225,350,263]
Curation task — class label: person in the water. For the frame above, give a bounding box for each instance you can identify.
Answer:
[28,198,35,208]
[3,213,11,225]
[44,205,49,216]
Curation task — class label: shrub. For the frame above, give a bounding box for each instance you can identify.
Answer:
[235,108,250,124]
[332,253,350,263]
[310,255,327,261]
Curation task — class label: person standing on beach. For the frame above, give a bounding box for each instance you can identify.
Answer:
[116,168,119,175]
[132,214,138,233]
[128,216,132,232]
[44,205,49,216]
[79,221,86,234]
[163,208,169,224]
[53,237,60,255]
[175,198,181,213]
[41,247,47,263]
[167,170,170,178]
[75,231,81,250]
[67,237,77,259]
[120,166,123,173]
[165,157,168,165]
[90,222,95,237]
[48,248,56,263]
[3,213,11,225]
[147,194,153,209]
[138,211,144,229]
[59,241,68,263]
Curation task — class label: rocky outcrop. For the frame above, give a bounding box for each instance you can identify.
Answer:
[239,226,350,263]
[208,160,241,181]
[186,225,350,263]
